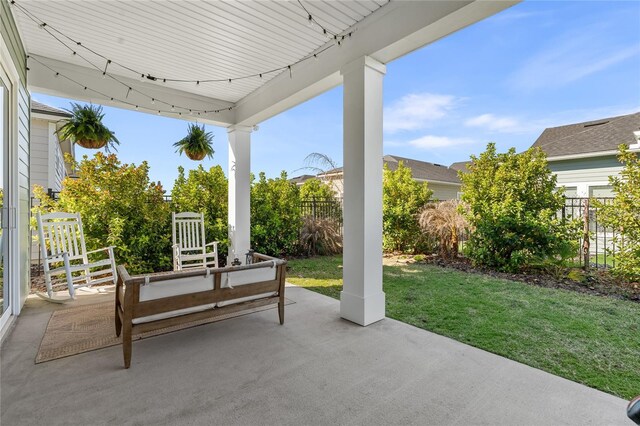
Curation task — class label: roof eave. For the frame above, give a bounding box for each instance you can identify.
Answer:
[546,148,639,162]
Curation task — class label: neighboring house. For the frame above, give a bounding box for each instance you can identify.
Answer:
[30,101,75,196]
[30,101,76,262]
[531,111,640,197]
[317,155,462,201]
[289,174,315,187]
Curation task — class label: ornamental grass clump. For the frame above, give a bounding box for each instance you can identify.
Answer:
[418,200,468,259]
[300,216,342,256]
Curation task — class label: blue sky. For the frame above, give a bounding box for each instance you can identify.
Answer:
[34,1,640,190]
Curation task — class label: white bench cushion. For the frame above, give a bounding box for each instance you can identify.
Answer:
[133,274,215,324]
[217,266,278,307]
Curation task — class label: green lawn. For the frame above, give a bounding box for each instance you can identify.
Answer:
[287,255,640,400]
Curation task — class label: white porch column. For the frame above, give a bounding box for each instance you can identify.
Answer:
[340,56,386,326]
[227,125,252,264]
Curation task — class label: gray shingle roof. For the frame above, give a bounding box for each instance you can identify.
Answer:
[31,101,71,118]
[289,174,315,185]
[532,111,640,158]
[449,161,471,173]
[318,156,460,184]
[383,155,460,184]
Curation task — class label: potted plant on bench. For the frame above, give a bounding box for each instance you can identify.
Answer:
[174,123,214,161]
[57,103,120,151]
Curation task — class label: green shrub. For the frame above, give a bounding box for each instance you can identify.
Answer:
[383,161,432,253]
[460,143,579,272]
[171,165,229,255]
[37,153,172,274]
[251,171,302,256]
[299,178,335,199]
[595,145,640,281]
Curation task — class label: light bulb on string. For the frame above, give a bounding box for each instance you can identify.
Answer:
[151,98,155,104]
[307,14,313,26]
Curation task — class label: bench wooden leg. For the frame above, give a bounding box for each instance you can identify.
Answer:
[278,298,285,325]
[123,322,132,369]
[115,305,122,337]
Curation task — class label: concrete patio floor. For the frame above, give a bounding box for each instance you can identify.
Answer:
[1,285,629,425]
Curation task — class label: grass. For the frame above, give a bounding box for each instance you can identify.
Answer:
[287,255,640,400]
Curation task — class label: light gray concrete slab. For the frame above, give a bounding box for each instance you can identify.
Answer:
[1,285,629,426]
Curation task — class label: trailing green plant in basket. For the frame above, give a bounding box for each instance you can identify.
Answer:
[174,124,214,161]
[56,103,120,151]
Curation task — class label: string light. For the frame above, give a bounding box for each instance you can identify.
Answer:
[27,55,232,117]
[11,0,366,87]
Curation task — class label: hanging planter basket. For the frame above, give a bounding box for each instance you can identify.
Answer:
[185,151,207,161]
[56,103,120,152]
[174,124,214,161]
[76,138,109,150]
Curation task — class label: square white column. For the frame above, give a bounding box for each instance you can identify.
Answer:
[340,56,386,326]
[227,125,252,264]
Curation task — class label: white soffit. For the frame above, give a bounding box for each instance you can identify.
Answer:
[12,1,518,126]
[14,0,386,103]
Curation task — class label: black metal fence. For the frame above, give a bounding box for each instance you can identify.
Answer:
[457,197,618,269]
[560,197,617,270]
[300,197,343,226]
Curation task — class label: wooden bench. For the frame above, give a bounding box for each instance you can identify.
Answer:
[115,253,286,368]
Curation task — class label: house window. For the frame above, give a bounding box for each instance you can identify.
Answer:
[562,187,578,198]
[589,185,614,198]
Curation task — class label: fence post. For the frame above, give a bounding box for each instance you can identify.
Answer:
[582,198,590,271]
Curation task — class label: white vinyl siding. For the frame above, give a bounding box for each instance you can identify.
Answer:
[29,118,48,191]
[30,118,65,194]
[549,156,622,186]
[18,84,29,306]
[428,182,461,201]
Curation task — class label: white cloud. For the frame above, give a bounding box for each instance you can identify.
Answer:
[406,135,475,150]
[384,93,458,134]
[464,113,521,133]
[509,34,640,92]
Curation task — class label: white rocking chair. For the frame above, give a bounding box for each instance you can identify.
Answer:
[36,212,117,301]
[172,212,219,271]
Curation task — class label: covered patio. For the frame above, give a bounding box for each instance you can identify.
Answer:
[10,0,520,326]
[1,286,627,424]
[0,1,631,424]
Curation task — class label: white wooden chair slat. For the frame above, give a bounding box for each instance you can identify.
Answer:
[36,211,118,301]
[172,212,219,271]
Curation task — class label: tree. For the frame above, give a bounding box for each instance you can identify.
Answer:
[596,145,640,281]
[171,165,229,255]
[251,171,302,256]
[299,178,335,200]
[36,153,172,273]
[383,161,432,252]
[460,143,579,272]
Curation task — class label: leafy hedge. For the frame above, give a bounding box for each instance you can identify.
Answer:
[171,165,229,255]
[460,143,580,272]
[383,161,433,253]
[34,153,172,274]
[596,145,640,282]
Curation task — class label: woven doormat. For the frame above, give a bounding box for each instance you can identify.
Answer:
[36,299,293,364]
